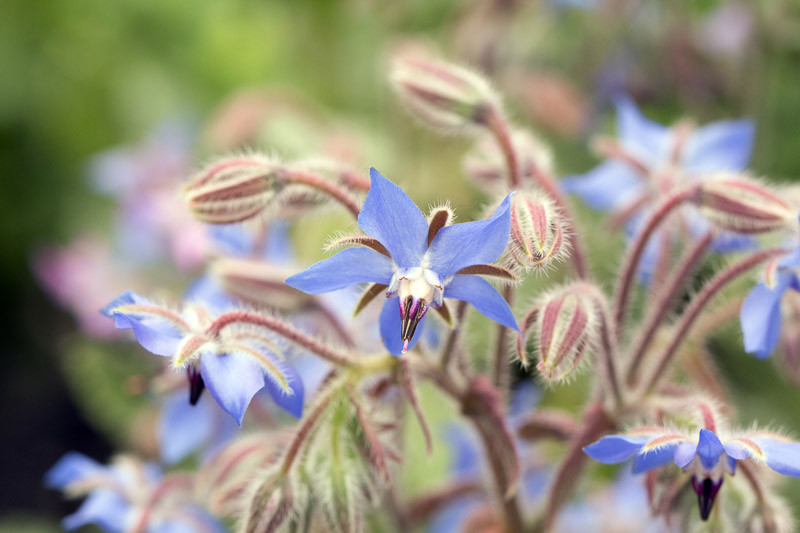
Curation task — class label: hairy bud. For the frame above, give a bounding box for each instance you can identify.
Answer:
[696,174,798,234]
[240,468,295,533]
[533,282,600,382]
[507,189,569,271]
[463,130,554,192]
[390,57,501,134]
[182,155,285,224]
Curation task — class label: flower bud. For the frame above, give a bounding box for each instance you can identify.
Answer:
[463,129,554,192]
[506,189,568,271]
[210,257,311,311]
[182,155,285,224]
[533,282,600,382]
[696,174,798,234]
[390,57,501,134]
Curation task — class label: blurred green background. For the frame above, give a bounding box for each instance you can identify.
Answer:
[3,0,800,530]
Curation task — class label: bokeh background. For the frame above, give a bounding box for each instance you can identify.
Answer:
[3,0,800,530]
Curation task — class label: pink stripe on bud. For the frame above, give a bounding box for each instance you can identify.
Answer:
[391,56,501,135]
[696,175,797,234]
[182,155,285,224]
[531,282,601,382]
[507,190,569,271]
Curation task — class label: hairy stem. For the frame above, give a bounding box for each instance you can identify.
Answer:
[285,170,362,219]
[626,231,714,384]
[492,285,514,404]
[595,302,623,408]
[640,248,786,395]
[485,107,522,188]
[209,311,356,367]
[613,185,701,335]
[439,300,469,370]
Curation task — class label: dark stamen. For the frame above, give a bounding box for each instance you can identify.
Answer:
[400,296,429,344]
[187,366,205,406]
[691,475,723,521]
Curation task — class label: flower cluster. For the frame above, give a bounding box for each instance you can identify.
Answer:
[42,49,800,533]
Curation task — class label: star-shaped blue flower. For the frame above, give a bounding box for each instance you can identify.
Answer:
[585,426,800,520]
[102,290,304,425]
[562,96,755,281]
[45,452,225,533]
[740,244,800,358]
[285,168,519,355]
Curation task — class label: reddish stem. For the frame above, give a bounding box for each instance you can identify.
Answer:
[285,170,362,219]
[626,231,714,384]
[613,185,701,334]
[279,383,341,475]
[485,108,522,188]
[492,285,514,403]
[208,311,355,367]
[641,248,787,395]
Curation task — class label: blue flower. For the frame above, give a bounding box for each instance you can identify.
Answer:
[740,245,800,358]
[584,426,800,520]
[285,168,519,355]
[102,290,304,424]
[45,452,225,533]
[562,96,755,280]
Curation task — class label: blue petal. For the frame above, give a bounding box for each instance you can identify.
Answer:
[427,195,513,280]
[673,442,698,468]
[583,435,648,464]
[45,452,106,489]
[444,275,519,331]
[561,160,644,212]
[509,381,541,423]
[379,297,426,355]
[357,168,428,269]
[200,351,266,425]
[741,275,793,359]
[444,424,481,479]
[101,291,184,356]
[285,247,393,294]
[615,95,671,162]
[632,444,678,473]
[778,245,800,269]
[159,391,214,464]
[696,429,725,470]
[63,489,131,532]
[683,120,754,173]
[184,275,236,311]
[263,355,305,419]
[756,438,800,477]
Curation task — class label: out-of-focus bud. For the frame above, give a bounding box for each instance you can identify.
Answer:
[505,189,568,271]
[463,129,554,192]
[696,174,798,234]
[533,282,600,382]
[241,467,296,533]
[182,155,285,224]
[210,257,312,311]
[507,71,588,138]
[390,57,501,134]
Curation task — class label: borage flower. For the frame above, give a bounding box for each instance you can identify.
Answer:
[285,168,519,355]
[102,290,304,424]
[740,242,800,359]
[584,426,800,520]
[562,96,754,280]
[46,452,225,533]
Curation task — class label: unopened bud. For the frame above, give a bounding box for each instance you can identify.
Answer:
[390,57,501,134]
[241,468,295,533]
[463,130,554,192]
[182,155,285,224]
[533,282,600,382]
[507,189,569,271]
[696,174,797,234]
[210,257,311,311]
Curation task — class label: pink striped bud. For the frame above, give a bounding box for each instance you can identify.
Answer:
[182,155,285,224]
[507,189,568,271]
[696,174,798,234]
[390,57,501,134]
[463,130,554,192]
[533,282,600,382]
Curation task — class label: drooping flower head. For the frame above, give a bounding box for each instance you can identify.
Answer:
[102,290,304,425]
[562,96,755,280]
[584,425,800,520]
[45,452,225,533]
[285,168,519,355]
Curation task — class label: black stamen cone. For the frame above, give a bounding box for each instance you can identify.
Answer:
[691,475,723,521]
[400,296,427,341]
[187,367,205,406]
